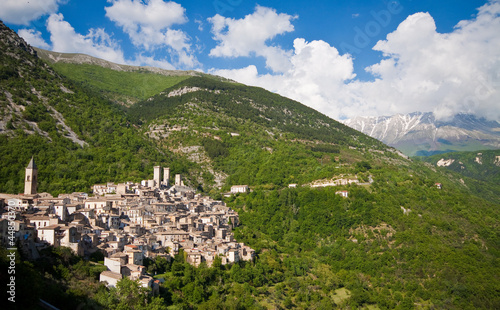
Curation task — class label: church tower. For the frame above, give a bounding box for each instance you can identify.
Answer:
[24,156,38,195]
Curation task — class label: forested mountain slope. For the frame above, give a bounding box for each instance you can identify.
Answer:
[127,75,398,192]
[421,149,500,184]
[0,21,192,194]
[0,21,499,309]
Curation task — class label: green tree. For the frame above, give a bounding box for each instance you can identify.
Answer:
[96,277,167,310]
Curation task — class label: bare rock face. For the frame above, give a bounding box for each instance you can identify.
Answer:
[0,20,38,58]
[344,112,500,156]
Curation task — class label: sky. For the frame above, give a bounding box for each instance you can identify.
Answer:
[1,0,499,121]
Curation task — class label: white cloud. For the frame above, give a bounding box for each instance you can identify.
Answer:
[18,28,50,49]
[130,54,176,70]
[105,0,197,68]
[194,19,204,31]
[46,13,126,64]
[105,0,187,31]
[211,38,356,119]
[208,5,297,72]
[360,1,500,121]
[0,0,63,25]
[211,1,500,122]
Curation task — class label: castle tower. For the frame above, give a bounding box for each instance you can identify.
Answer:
[153,166,161,187]
[175,174,182,186]
[24,156,38,195]
[163,167,170,186]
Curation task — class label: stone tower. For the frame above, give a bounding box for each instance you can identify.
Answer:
[153,166,161,187]
[24,156,38,195]
[163,167,170,186]
[175,174,182,186]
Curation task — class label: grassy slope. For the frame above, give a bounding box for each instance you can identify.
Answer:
[50,63,191,105]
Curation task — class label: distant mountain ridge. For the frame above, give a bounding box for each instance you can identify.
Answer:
[343,112,500,156]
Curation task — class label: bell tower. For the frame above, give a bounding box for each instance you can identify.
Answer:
[24,156,38,195]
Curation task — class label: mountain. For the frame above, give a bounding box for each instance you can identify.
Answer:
[34,47,231,107]
[343,112,500,156]
[0,19,393,194]
[0,20,192,195]
[127,75,394,191]
[1,21,499,309]
[421,149,500,184]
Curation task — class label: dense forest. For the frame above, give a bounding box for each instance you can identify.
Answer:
[419,149,500,184]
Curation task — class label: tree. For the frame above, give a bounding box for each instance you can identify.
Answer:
[95,277,167,310]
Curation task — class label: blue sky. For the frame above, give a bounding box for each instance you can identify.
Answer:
[2,0,499,121]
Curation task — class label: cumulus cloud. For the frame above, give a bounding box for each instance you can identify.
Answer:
[105,0,197,68]
[211,38,356,119]
[130,54,176,70]
[18,28,50,49]
[46,13,126,64]
[208,5,297,72]
[211,1,500,122]
[360,1,500,121]
[0,0,63,25]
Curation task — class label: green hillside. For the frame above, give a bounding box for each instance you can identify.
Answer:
[420,149,500,184]
[1,21,499,309]
[123,74,499,308]
[127,75,392,192]
[0,22,195,195]
[416,149,500,204]
[49,62,190,106]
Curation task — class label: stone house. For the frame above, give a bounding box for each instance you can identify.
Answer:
[99,270,122,287]
[230,185,249,194]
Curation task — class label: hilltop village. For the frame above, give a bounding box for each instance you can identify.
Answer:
[0,158,255,290]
